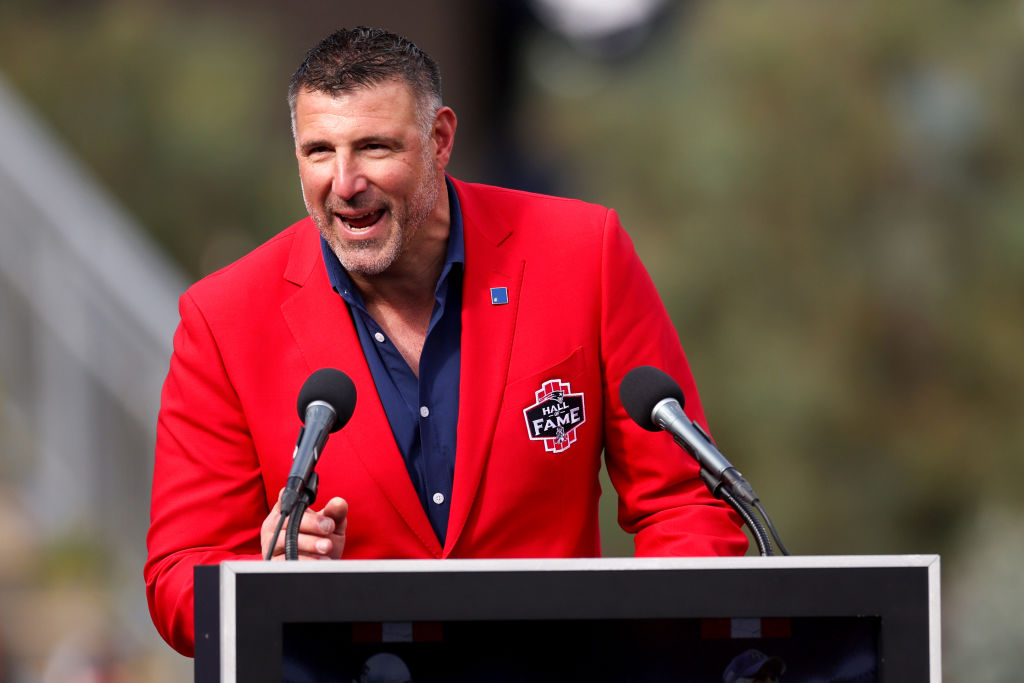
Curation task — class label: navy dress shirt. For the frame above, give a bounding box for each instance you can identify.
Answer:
[320,178,464,544]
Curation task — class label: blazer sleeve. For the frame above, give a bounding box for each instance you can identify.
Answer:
[598,209,749,557]
[144,290,267,657]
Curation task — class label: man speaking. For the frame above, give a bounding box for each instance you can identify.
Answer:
[145,26,747,657]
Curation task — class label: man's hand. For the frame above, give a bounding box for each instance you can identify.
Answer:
[261,491,348,560]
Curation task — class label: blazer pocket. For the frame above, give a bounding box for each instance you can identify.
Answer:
[501,346,587,416]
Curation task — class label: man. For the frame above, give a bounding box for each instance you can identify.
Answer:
[145,27,747,657]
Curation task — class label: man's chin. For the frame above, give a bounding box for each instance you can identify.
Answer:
[315,214,405,277]
[335,244,401,277]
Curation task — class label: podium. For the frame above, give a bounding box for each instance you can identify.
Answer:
[195,555,940,682]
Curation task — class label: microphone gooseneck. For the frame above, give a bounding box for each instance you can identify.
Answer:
[619,365,789,556]
[620,366,757,505]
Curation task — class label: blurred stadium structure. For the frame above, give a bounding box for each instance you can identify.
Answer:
[0,76,188,680]
[0,74,183,541]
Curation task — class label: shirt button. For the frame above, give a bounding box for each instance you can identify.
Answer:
[432,492,445,505]
[373,332,385,343]
[420,406,430,418]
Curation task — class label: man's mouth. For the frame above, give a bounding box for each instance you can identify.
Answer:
[339,209,385,230]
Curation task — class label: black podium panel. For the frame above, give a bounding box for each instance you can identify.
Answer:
[195,555,940,682]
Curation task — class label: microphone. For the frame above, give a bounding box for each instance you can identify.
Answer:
[619,366,759,506]
[280,368,357,516]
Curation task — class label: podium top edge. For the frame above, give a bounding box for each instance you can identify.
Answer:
[216,554,939,576]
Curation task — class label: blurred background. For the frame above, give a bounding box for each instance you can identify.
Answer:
[0,0,1021,680]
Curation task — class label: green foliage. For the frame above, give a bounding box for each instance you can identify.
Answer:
[34,530,113,585]
[531,0,1024,558]
[0,0,300,277]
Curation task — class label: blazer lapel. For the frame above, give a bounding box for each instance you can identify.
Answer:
[444,185,525,555]
[280,221,443,556]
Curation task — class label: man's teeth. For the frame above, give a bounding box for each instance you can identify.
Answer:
[342,209,383,230]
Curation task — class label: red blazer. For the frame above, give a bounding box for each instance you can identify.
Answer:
[145,178,747,655]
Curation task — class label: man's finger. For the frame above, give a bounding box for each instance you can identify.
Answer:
[322,496,348,517]
[269,531,336,559]
[293,506,336,535]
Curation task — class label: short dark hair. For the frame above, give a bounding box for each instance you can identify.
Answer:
[288,27,442,132]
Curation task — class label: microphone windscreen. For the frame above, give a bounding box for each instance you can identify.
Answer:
[619,366,687,431]
[296,368,357,432]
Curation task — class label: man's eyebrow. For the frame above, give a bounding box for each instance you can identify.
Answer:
[298,138,332,153]
[354,134,404,148]
[298,135,405,153]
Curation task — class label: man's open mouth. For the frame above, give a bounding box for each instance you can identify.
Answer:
[340,209,386,230]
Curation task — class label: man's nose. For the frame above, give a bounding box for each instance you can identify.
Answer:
[331,157,369,200]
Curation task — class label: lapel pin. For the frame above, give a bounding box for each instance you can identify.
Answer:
[490,287,509,305]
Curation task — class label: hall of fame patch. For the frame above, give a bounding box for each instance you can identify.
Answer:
[523,379,586,453]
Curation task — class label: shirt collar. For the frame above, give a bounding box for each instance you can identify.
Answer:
[320,175,465,310]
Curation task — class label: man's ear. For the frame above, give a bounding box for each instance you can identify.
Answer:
[431,106,457,170]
